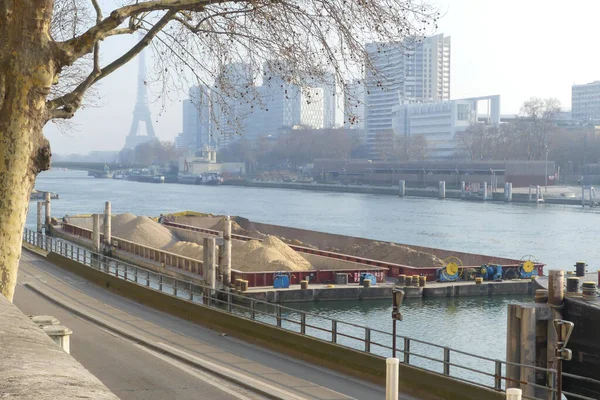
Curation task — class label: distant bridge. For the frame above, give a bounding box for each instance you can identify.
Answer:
[51,161,147,175]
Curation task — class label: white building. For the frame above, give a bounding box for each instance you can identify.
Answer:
[320,73,337,129]
[572,81,600,122]
[366,34,451,158]
[391,95,500,159]
[300,87,325,129]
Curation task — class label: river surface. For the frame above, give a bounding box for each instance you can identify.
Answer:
[26,170,600,369]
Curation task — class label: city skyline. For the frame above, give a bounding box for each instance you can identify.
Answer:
[44,0,600,155]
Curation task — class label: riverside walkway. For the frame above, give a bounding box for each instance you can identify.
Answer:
[15,250,400,400]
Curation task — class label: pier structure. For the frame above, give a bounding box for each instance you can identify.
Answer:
[582,185,597,207]
[528,185,544,203]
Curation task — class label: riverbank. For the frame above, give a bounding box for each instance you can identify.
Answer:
[224,180,584,206]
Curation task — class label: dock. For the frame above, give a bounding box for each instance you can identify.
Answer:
[241,279,535,303]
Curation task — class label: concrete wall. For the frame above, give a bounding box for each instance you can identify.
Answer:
[47,252,503,400]
[0,292,118,399]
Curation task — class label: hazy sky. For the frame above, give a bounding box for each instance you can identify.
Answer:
[45,0,600,154]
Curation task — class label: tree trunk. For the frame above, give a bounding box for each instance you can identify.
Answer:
[0,2,55,301]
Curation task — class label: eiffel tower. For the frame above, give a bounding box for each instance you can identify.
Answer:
[123,48,157,149]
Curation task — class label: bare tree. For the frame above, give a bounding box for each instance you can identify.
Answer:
[518,97,561,160]
[410,134,429,161]
[0,1,437,301]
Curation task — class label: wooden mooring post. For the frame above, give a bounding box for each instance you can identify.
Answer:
[506,270,565,399]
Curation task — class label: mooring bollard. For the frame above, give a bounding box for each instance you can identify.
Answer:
[385,358,399,400]
[398,180,405,197]
[411,275,419,287]
[397,275,406,286]
[438,181,446,199]
[300,280,308,290]
[475,277,483,285]
[575,261,587,277]
[419,276,426,287]
[363,279,371,288]
[582,282,597,299]
[566,277,580,293]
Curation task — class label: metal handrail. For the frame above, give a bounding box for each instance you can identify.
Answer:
[22,229,597,399]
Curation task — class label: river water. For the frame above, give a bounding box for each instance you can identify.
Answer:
[26,170,600,368]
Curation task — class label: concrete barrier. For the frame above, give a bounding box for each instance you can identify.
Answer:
[46,251,503,400]
[0,292,117,399]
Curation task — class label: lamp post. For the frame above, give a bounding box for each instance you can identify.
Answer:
[545,149,549,193]
[391,289,404,358]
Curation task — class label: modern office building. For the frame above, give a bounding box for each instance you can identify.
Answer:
[178,85,213,151]
[299,87,325,129]
[391,95,500,159]
[246,60,302,140]
[212,62,255,149]
[320,73,337,129]
[572,81,600,122]
[366,34,451,158]
[344,79,366,130]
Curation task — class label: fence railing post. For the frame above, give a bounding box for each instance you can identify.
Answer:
[276,305,282,327]
[227,292,232,312]
[134,267,138,283]
[365,328,371,353]
[147,271,151,287]
[386,358,399,400]
[506,388,522,400]
[443,347,451,375]
[301,312,306,334]
[173,279,177,296]
[495,361,503,391]
[332,320,337,343]
[158,275,163,292]
[404,338,410,364]
[251,299,256,320]
[189,284,194,301]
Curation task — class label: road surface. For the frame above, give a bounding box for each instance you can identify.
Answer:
[15,250,394,400]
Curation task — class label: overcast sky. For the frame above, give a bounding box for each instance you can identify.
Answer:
[45,0,600,154]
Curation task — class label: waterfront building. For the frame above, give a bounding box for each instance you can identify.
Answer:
[391,95,500,159]
[572,81,600,122]
[300,87,325,129]
[179,85,213,151]
[366,34,451,159]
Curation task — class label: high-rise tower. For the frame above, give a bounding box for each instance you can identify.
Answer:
[124,48,157,149]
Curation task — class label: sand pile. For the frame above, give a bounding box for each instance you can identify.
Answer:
[166,241,204,260]
[343,242,445,268]
[112,215,177,249]
[232,236,312,272]
[212,218,247,235]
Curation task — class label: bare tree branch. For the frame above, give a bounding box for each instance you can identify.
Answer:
[48,10,177,120]
[58,0,210,66]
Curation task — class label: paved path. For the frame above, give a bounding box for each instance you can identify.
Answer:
[15,250,396,400]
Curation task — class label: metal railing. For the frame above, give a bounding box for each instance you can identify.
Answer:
[22,229,599,400]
